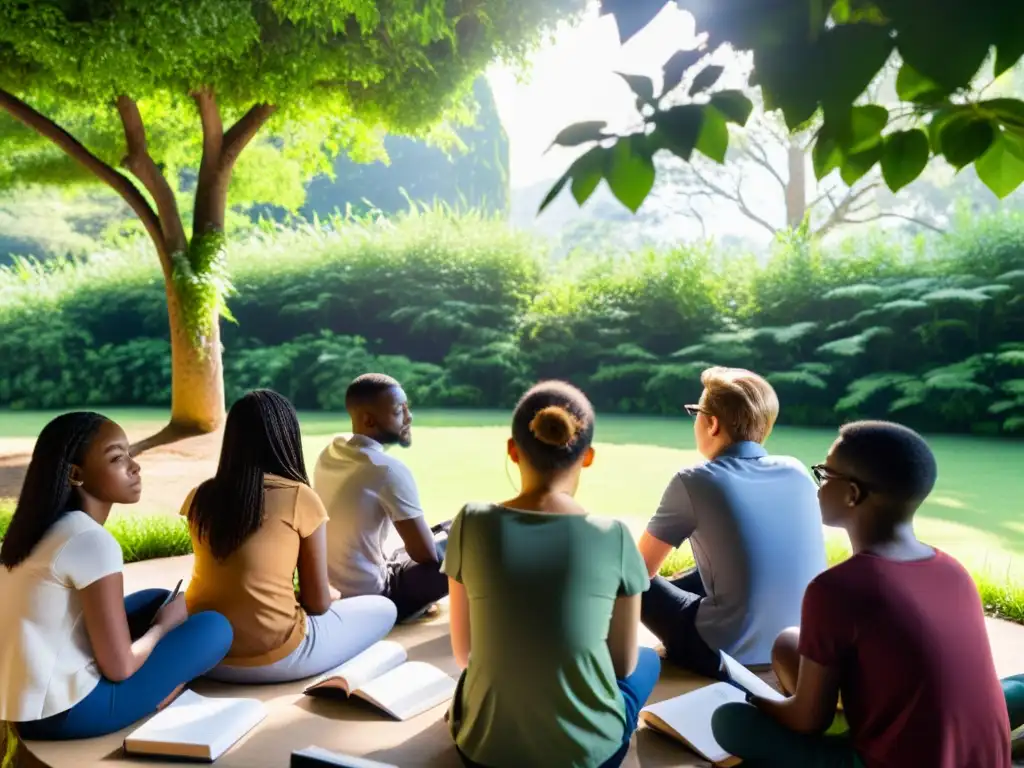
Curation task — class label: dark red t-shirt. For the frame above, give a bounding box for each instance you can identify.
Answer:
[799,549,1011,768]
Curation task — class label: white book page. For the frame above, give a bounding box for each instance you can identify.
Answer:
[125,690,266,760]
[307,640,407,694]
[641,683,747,764]
[353,661,456,721]
[720,652,786,702]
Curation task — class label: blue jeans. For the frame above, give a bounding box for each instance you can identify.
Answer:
[16,589,232,741]
[456,646,662,768]
[598,646,662,768]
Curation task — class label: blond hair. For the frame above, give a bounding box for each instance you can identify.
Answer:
[700,366,779,443]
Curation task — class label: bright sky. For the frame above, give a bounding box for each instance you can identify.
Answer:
[486,5,702,187]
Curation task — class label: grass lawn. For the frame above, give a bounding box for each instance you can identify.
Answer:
[2,408,1023,578]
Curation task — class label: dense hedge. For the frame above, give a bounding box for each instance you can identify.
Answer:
[2,208,1024,435]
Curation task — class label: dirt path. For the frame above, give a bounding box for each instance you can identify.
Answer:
[0,429,223,516]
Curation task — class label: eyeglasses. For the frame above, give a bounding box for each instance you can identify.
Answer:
[684,404,711,418]
[810,463,871,493]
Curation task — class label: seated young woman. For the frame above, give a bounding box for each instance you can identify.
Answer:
[442,381,661,768]
[0,413,232,741]
[181,389,397,684]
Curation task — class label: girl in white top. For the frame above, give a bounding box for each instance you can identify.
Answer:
[0,412,233,741]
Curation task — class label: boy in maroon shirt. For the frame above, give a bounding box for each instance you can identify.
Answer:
[711,420,1012,767]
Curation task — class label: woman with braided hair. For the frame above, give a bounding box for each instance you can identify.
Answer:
[181,389,396,684]
[442,381,660,768]
[0,412,232,740]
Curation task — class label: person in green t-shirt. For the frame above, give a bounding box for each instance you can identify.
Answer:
[440,380,660,768]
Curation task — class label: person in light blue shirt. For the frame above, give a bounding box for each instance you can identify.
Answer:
[637,366,827,677]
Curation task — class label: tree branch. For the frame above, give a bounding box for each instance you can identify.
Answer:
[221,103,276,170]
[815,181,881,237]
[742,132,788,195]
[115,95,187,256]
[844,211,947,233]
[688,164,778,237]
[0,88,168,264]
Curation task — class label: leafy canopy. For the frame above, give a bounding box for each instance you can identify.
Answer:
[0,0,582,207]
[544,0,1024,215]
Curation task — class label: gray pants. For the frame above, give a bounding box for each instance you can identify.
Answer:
[205,595,397,684]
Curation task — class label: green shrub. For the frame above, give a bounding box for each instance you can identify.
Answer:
[2,208,1024,434]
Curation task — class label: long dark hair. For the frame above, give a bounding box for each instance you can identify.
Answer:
[188,389,308,560]
[1,412,108,569]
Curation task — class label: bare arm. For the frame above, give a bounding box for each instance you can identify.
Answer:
[448,577,471,670]
[753,655,841,734]
[393,516,440,565]
[296,523,333,615]
[637,531,674,578]
[79,572,170,682]
[606,593,641,679]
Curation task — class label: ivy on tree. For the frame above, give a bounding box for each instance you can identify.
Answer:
[544,0,1024,215]
[0,0,582,443]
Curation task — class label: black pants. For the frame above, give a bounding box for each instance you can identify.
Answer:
[640,567,724,679]
[384,520,452,622]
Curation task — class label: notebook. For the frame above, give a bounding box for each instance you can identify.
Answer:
[639,652,785,766]
[303,640,457,721]
[291,746,398,768]
[123,689,266,761]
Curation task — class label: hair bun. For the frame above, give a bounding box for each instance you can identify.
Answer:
[529,406,579,448]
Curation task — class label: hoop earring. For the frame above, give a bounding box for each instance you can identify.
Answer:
[69,479,83,487]
[504,453,519,493]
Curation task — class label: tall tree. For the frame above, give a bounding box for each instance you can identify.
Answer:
[544,0,1024,217]
[0,0,580,443]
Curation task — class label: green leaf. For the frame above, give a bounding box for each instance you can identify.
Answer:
[895,63,944,103]
[661,49,703,97]
[888,6,989,92]
[709,90,754,125]
[689,64,724,96]
[880,129,930,192]
[604,135,656,213]
[753,45,821,131]
[818,23,894,112]
[538,172,569,214]
[981,99,1024,130]
[812,132,843,180]
[616,72,655,105]
[840,142,883,186]
[847,105,889,153]
[992,2,1024,76]
[651,104,704,161]
[601,0,666,44]
[940,117,996,169]
[695,106,729,163]
[976,133,1024,199]
[568,146,609,205]
[550,121,609,149]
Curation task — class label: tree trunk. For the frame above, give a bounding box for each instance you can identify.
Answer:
[166,282,225,434]
[786,140,807,229]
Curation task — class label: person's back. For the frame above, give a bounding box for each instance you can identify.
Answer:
[183,390,395,685]
[711,420,1012,768]
[316,435,407,596]
[184,475,319,665]
[442,381,660,768]
[639,366,826,674]
[448,505,643,766]
[678,448,826,662]
[805,549,1008,767]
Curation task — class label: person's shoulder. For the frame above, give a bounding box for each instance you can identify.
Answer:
[54,510,109,541]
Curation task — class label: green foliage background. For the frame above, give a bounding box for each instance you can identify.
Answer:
[2,206,1024,436]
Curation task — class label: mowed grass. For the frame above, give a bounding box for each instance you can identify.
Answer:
[2,408,1023,578]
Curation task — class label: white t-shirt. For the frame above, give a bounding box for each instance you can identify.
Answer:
[313,434,424,596]
[0,510,124,722]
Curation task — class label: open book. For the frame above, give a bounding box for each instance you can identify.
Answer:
[303,640,456,721]
[123,689,266,761]
[291,746,398,768]
[640,652,785,767]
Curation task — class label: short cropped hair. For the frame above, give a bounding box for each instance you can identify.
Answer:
[700,366,779,443]
[835,420,937,504]
[345,373,401,410]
